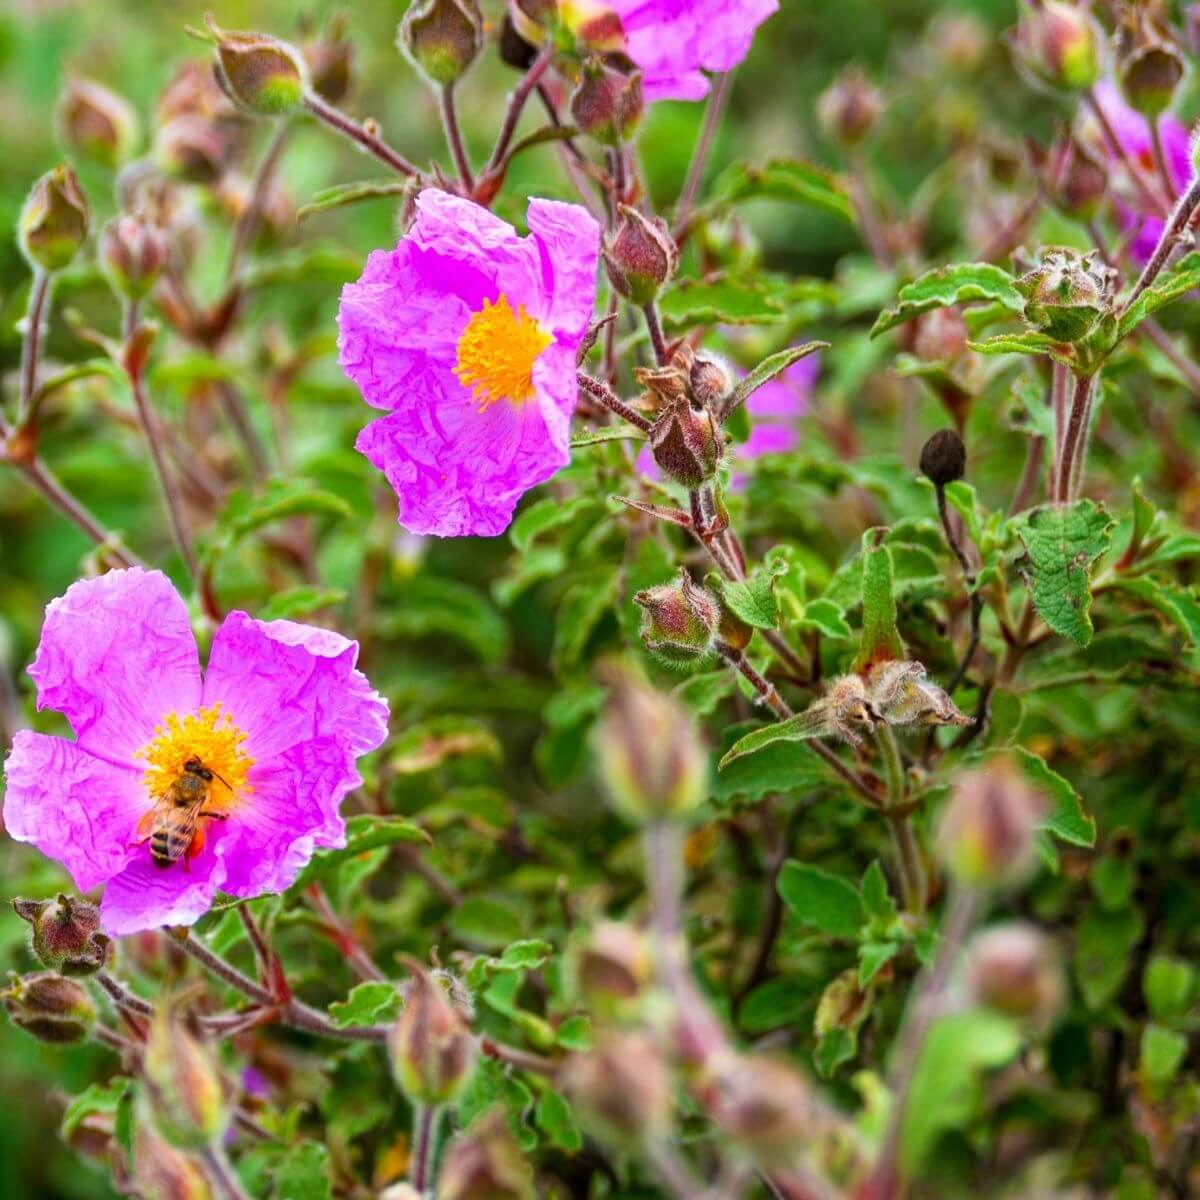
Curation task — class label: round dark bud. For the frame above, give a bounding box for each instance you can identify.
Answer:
[919,428,966,486]
[499,14,539,70]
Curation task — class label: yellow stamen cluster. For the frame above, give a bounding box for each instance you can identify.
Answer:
[454,294,552,410]
[137,704,254,808]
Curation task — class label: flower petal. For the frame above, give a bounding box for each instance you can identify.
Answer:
[3,731,147,892]
[27,568,201,766]
[526,198,603,345]
[202,611,388,766]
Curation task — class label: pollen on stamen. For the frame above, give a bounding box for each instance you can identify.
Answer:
[453,294,552,411]
[136,703,254,808]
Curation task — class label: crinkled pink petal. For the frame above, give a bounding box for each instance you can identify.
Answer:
[609,0,779,101]
[27,568,200,766]
[3,732,147,893]
[338,190,600,538]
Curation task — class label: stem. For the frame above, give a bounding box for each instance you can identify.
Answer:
[479,1037,558,1077]
[215,380,271,481]
[18,268,52,424]
[439,82,474,190]
[1054,373,1097,503]
[1149,117,1177,212]
[123,301,202,587]
[643,302,670,366]
[487,46,555,173]
[934,484,981,696]
[199,1144,253,1200]
[307,882,386,982]
[644,1138,707,1200]
[178,931,273,1006]
[674,71,732,236]
[410,1104,442,1195]
[93,1024,138,1056]
[96,971,155,1018]
[1085,87,1170,221]
[577,372,651,430]
[1008,434,1044,515]
[876,725,925,917]
[225,121,292,284]
[1050,360,1069,480]
[1120,175,1200,316]
[303,92,420,178]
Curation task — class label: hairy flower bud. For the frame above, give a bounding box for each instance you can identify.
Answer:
[648,393,722,488]
[499,14,540,69]
[570,59,643,146]
[937,756,1047,889]
[303,18,355,104]
[707,1054,820,1166]
[13,894,110,977]
[919,428,966,486]
[1016,247,1112,342]
[389,962,477,1105]
[1115,4,1186,117]
[2,971,96,1043]
[594,664,708,822]
[143,1005,228,1150]
[570,921,653,1009]
[562,1033,671,1145]
[206,19,309,116]
[437,1109,534,1200]
[689,354,733,409]
[57,77,139,167]
[133,1125,214,1200]
[399,0,484,87]
[634,568,719,667]
[1010,0,1103,93]
[1048,137,1108,221]
[603,205,678,306]
[18,165,90,272]
[100,215,169,301]
[155,116,230,184]
[962,923,1065,1032]
[817,66,883,147]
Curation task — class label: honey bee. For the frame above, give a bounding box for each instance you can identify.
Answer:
[133,756,230,869]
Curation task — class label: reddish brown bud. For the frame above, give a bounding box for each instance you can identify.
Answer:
[634,568,719,667]
[389,962,477,1104]
[302,17,355,104]
[603,205,678,306]
[1010,0,1103,93]
[205,18,309,116]
[569,921,653,1009]
[919,428,967,486]
[817,66,883,147]
[707,1053,821,1166]
[2,970,96,1043]
[18,165,90,272]
[100,215,169,301]
[437,1109,534,1200]
[594,664,709,822]
[399,0,484,87]
[143,1004,228,1150]
[962,923,1065,1031]
[570,59,643,146]
[562,1033,672,1145]
[1048,138,1108,222]
[133,1125,214,1200]
[57,78,140,167]
[155,116,230,184]
[1115,4,1186,117]
[499,14,539,69]
[648,394,722,489]
[13,894,110,977]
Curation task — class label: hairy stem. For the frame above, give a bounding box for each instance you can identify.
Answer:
[577,372,652,430]
[877,725,925,917]
[935,484,981,696]
[488,46,555,173]
[199,1144,252,1200]
[439,82,474,190]
[18,268,51,425]
[1084,87,1170,221]
[674,71,733,236]
[410,1104,442,1195]
[1120,174,1200,317]
[1054,372,1097,503]
[643,302,670,366]
[304,92,420,178]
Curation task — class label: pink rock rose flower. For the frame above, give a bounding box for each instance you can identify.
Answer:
[338,189,601,538]
[2,568,388,936]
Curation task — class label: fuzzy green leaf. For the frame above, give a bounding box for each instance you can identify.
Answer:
[273,1141,332,1200]
[852,528,905,672]
[872,263,1023,338]
[1113,576,1200,645]
[328,981,401,1028]
[778,862,864,939]
[1011,746,1096,847]
[658,276,786,330]
[713,157,854,222]
[292,815,429,890]
[1117,251,1200,338]
[724,341,827,416]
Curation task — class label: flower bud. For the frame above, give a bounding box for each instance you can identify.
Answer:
[1115,4,1186,118]
[570,59,643,146]
[2,971,96,1043]
[562,1033,671,1145]
[707,1054,819,1166]
[817,66,883,147]
[143,1005,228,1150]
[158,60,241,126]
[389,962,477,1105]
[1010,0,1103,93]
[634,568,719,667]
[133,1125,214,1200]
[499,14,540,70]
[57,78,139,167]
[154,117,224,184]
[648,394,722,489]
[929,13,989,73]
[594,664,709,822]
[569,921,653,1009]
[937,756,1047,889]
[303,17,355,104]
[912,307,969,365]
[13,894,110,977]
[1048,137,1108,222]
[18,165,90,272]
[399,0,484,87]
[206,19,309,116]
[437,1109,534,1200]
[1016,247,1112,342]
[689,354,733,409]
[100,215,169,301]
[919,428,966,486]
[603,205,678,306]
[507,0,556,47]
[962,923,1065,1032]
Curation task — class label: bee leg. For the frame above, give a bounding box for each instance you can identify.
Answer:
[186,824,207,866]
[128,808,157,849]
[199,811,228,820]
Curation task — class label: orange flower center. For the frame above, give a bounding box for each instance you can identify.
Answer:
[136,703,254,810]
[454,294,552,410]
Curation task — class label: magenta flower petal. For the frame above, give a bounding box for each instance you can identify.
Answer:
[3,732,146,892]
[27,567,200,766]
[338,189,600,538]
[608,0,779,101]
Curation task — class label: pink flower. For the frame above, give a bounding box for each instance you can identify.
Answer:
[573,0,780,102]
[2,569,388,936]
[338,189,601,538]
[1088,80,1193,263]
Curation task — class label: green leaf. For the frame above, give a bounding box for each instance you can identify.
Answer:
[1075,903,1144,1010]
[554,569,618,670]
[383,576,511,665]
[658,275,786,331]
[871,263,1023,338]
[1141,1025,1188,1089]
[61,1079,134,1159]
[723,342,827,416]
[1010,746,1096,847]
[257,586,346,621]
[709,557,787,630]
[778,861,864,939]
[510,495,601,553]
[1013,500,1114,647]
[202,478,351,567]
[1113,576,1200,645]
[715,728,846,801]
[1144,956,1196,1024]
[536,1087,584,1152]
[740,978,813,1033]
[712,157,853,222]
[328,981,401,1028]
[859,941,900,987]
[555,1015,593,1050]
[451,897,523,950]
[852,528,905,672]
[800,598,853,639]
[967,331,1078,369]
[718,706,831,767]
[498,939,553,970]
[390,716,502,774]
[273,1141,332,1200]
[570,424,647,448]
[1117,251,1200,338]
[297,178,411,222]
[292,815,428,890]
[815,1027,858,1077]
[860,860,898,925]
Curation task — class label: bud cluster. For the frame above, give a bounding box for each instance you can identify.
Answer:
[1016,247,1114,343]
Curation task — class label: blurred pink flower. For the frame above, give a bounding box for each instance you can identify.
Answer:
[3,569,388,936]
[338,189,600,537]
